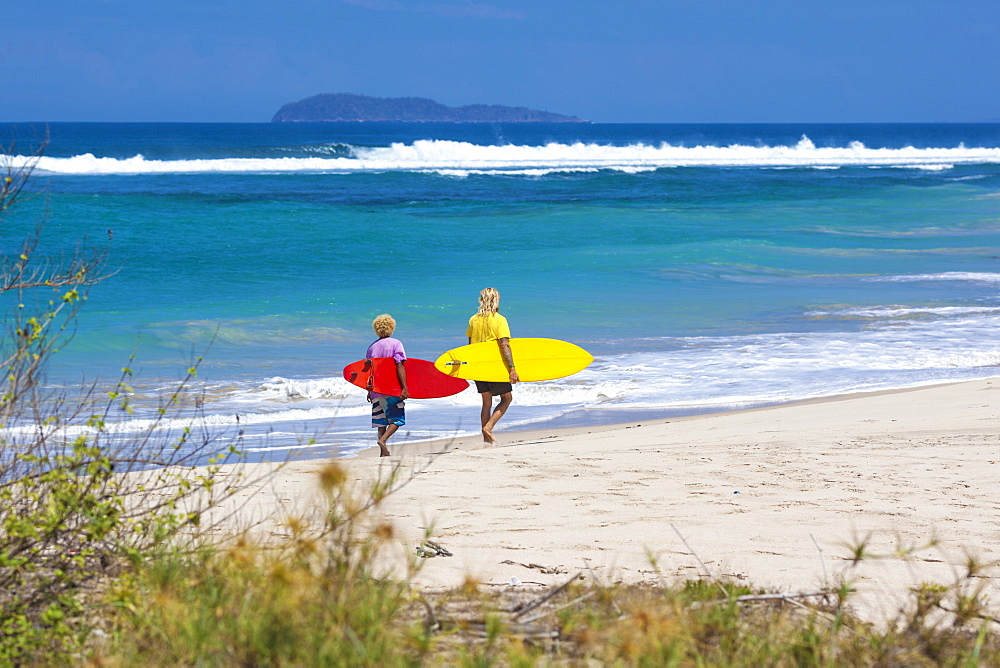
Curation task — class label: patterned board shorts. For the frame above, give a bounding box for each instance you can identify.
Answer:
[371,395,405,427]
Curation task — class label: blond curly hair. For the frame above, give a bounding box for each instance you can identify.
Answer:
[372,313,396,338]
[476,287,500,316]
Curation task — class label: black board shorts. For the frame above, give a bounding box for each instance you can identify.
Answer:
[475,380,513,396]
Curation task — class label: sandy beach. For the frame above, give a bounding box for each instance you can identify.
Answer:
[223,376,1000,621]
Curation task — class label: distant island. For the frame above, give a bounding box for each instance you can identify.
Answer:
[271,93,587,123]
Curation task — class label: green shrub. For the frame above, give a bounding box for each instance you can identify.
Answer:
[0,137,256,663]
[98,461,431,666]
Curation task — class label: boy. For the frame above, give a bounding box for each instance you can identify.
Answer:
[366,314,408,456]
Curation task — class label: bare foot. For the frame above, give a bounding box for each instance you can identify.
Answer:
[481,426,496,444]
[378,440,390,457]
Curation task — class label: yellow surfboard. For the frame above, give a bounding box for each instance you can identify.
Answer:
[434,338,593,382]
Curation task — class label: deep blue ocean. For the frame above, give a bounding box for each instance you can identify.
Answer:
[4,122,1000,461]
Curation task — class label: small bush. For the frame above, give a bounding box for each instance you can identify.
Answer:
[0,137,260,663]
[96,462,432,665]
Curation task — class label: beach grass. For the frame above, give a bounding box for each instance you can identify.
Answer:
[81,463,1000,666]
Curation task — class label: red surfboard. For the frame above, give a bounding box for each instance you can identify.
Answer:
[342,357,469,399]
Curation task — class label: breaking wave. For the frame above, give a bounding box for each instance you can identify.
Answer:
[30,136,1000,176]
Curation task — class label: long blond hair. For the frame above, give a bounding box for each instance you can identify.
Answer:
[476,287,500,316]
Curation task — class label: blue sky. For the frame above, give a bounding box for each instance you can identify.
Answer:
[3,0,999,123]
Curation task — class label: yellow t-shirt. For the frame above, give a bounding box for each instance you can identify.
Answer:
[466,312,511,344]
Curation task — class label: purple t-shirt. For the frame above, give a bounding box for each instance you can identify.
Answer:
[366,336,406,363]
[366,337,406,398]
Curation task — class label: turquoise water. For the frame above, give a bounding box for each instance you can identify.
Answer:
[4,122,1000,460]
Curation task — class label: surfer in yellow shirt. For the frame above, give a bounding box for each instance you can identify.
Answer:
[467,287,519,444]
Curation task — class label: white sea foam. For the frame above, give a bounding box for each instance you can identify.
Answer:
[255,376,355,401]
[866,272,1000,284]
[164,308,1000,429]
[805,305,1000,318]
[0,403,368,442]
[14,301,999,460]
[29,136,1000,176]
[894,163,955,171]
